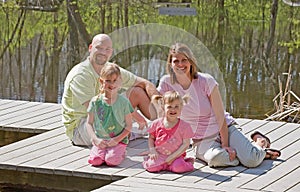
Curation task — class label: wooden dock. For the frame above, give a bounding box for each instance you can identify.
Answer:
[0,99,299,191]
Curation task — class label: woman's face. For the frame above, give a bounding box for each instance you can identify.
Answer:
[171,53,191,78]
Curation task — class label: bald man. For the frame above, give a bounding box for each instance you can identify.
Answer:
[62,34,158,146]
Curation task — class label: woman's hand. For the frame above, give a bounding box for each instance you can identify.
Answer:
[223,146,237,161]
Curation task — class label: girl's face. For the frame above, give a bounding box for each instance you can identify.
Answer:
[164,99,182,121]
[171,53,191,78]
[100,74,121,94]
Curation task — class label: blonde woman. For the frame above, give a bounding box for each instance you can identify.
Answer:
[157,43,280,168]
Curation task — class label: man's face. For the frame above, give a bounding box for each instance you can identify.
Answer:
[89,37,113,66]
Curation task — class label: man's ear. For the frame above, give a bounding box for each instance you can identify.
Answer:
[99,78,103,84]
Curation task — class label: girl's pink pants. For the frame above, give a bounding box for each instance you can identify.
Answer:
[88,143,127,166]
[143,155,194,173]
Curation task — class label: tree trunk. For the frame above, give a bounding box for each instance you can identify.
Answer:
[66,0,91,47]
[45,12,60,103]
[264,0,278,81]
[66,0,81,71]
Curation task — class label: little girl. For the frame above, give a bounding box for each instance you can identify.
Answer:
[143,91,195,173]
[86,63,134,166]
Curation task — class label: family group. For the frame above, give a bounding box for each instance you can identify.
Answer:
[61,34,281,173]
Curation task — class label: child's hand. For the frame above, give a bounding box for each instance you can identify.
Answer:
[165,156,175,165]
[148,148,158,160]
[132,110,147,130]
[93,138,107,149]
[106,139,118,147]
[137,119,147,130]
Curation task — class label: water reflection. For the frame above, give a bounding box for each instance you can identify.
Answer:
[0,3,299,120]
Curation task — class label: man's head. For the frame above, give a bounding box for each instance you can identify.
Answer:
[89,34,113,66]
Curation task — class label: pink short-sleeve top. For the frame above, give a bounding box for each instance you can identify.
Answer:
[157,72,234,139]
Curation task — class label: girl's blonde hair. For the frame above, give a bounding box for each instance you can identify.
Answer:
[151,90,189,108]
[99,63,121,93]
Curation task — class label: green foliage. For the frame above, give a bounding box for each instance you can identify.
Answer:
[1,0,299,59]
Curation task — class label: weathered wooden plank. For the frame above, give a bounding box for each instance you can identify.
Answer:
[39,148,88,172]
[28,146,85,175]
[114,163,146,177]
[219,129,300,189]
[266,122,300,149]
[239,119,269,134]
[253,155,300,191]
[235,118,253,126]
[15,115,63,133]
[196,165,247,186]
[0,99,299,192]
[54,155,95,178]
[4,138,70,166]
[248,120,286,138]
[0,103,60,122]
[0,131,67,162]
[21,121,63,133]
[3,110,61,129]
[93,177,259,192]
[287,183,300,192]
[0,101,40,118]
[263,166,300,192]
[0,99,28,109]
[0,127,65,156]
[0,99,14,106]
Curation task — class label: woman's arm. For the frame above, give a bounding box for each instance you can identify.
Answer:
[209,86,228,147]
[165,138,190,165]
[209,86,236,161]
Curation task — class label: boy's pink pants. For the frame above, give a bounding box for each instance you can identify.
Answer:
[143,155,194,173]
[88,143,127,166]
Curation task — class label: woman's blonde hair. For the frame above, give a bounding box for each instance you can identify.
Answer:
[166,43,199,84]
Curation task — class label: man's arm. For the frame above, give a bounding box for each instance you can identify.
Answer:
[134,76,159,99]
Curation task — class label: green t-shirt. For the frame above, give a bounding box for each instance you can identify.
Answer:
[61,58,137,139]
[87,94,134,144]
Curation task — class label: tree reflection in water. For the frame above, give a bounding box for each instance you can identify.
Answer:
[0,0,299,120]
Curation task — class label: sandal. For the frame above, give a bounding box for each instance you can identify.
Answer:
[250,131,271,148]
[264,148,281,160]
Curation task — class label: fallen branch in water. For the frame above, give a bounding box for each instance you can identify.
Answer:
[265,64,300,123]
